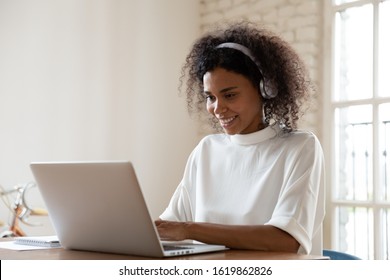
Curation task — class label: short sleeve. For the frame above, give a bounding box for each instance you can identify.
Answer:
[265,134,325,254]
[159,147,199,222]
[159,182,193,221]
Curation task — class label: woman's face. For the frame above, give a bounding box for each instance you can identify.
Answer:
[203,67,264,135]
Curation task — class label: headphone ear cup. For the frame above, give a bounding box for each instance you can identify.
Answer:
[260,79,277,99]
[259,79,268,99]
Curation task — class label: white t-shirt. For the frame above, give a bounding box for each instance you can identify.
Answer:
[160,124,325,255]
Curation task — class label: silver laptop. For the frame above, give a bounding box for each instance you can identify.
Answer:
[30,161,227,257]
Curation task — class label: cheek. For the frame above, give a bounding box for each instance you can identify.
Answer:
[206,103,214,115]
[247,94,262,111]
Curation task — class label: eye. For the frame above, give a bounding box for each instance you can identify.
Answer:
[205,94,216,102]
[224,92,237,99]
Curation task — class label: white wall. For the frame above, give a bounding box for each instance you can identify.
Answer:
[0,0,200,235]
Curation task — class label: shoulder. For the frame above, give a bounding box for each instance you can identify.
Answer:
[188,133,231,162]
[295,130,322,149]
[186,133,226,158]
[279,129,320,146]
[197,133,229,148]
[274,129,323,159]
[270,130,325,173]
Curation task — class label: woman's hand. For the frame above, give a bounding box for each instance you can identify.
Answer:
[155,220,191,241]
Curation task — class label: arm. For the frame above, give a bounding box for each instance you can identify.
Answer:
[155,220,299,252]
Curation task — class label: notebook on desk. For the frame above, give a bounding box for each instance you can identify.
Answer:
[30,161,227,257]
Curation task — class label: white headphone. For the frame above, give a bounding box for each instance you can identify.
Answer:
[215,42,277,99]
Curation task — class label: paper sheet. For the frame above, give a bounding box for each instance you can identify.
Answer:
[0,241,61,251]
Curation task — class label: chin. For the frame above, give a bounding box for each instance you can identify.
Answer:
[223,128,239,135]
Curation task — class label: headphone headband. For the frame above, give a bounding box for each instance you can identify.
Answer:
[215,42,277,99]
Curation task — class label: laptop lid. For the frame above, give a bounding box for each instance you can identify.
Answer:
[30,161,226,257]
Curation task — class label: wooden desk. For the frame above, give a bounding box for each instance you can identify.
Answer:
[0,244,327,260]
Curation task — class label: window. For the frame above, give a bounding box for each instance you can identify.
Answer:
[326,0,390,260]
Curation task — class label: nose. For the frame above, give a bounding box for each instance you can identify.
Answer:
[213,98,227,115]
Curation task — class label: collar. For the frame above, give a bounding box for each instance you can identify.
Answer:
[229,124,279,145]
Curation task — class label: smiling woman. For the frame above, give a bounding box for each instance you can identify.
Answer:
[181,22,312,133]
[156,21,326,256]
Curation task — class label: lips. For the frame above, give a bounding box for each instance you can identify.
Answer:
[219,116,237,127]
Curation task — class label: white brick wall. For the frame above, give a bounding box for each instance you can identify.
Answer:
[199,0,324,140]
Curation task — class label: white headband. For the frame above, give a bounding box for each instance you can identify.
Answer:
[215,42,277,99]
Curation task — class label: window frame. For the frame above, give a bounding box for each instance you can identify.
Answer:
[323,0,390,260]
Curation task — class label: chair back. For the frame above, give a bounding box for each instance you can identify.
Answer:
[323,249,361,260]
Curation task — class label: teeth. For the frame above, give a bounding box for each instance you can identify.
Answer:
[220,116,236,124]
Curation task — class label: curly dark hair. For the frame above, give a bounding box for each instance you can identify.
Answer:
[180,21,313,132]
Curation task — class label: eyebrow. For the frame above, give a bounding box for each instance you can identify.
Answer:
[203,86,238,94]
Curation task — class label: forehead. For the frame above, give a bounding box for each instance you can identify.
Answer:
[203,68,250,88]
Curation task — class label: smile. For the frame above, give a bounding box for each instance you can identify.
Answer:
[219,116,237,126]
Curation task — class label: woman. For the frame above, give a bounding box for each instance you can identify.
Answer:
[156,22,325,255]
